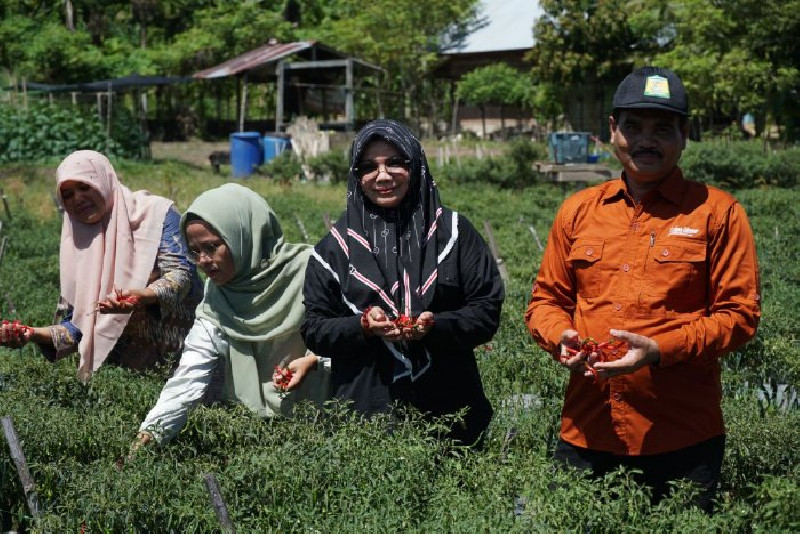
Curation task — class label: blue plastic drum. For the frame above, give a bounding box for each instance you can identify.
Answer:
[263,135,291,163]
[230,132,263,177]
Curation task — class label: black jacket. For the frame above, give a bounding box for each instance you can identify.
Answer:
[301,215,504,445]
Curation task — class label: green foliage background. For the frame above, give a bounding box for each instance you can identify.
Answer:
[0,153,798,531]
[0,102,146,163]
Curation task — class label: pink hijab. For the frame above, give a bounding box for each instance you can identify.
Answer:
[56,150,172,381]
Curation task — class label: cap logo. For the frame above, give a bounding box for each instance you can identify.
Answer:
[643,75,670,99]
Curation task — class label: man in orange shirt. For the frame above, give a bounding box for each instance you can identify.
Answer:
[525,67,760,513]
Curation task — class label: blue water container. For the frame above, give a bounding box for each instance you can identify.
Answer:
[548,132,591,164]
[263,135,291,163]
[230,132,263,177]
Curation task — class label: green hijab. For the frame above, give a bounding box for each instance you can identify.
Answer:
[181,183,314,416]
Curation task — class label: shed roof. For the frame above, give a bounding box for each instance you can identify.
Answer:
[193,40,380,80]
[445,0,541,55]
[194,41,318,79]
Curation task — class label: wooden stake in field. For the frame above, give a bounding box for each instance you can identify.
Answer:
[2,416,41,519]
[5,294,16,316]
[482,221,509,286]
[0,236,9,269]
[1,189,12,220]
[295,215,309,242]
[322,212,332,231]
[500,426,518,462]
[528,226,544,251]
[203,473,235,533]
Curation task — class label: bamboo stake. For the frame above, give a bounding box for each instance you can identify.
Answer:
[203,473,235,533]
[295,215,309,242]
[500,426,517,462]
[1,189,12,220]
[528,226,544,251]
[482,221,509,286]
[0,236,9,268]
[2,416,41,519]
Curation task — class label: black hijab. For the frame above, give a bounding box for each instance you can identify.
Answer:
[326,119,458,380]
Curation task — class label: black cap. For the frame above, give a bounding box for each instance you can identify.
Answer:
[612,67,689,116]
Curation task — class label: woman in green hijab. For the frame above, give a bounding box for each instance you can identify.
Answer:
[132,183,329,448]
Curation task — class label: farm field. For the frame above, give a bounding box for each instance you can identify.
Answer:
[1,158,798,531]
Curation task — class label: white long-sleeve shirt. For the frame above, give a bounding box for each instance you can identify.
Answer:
[139,317,330,443]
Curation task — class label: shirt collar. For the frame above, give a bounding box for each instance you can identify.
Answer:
[652,167,687,205]
[600,177,628,203]
[606,167,687,205]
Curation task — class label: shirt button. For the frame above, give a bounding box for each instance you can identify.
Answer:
[661,248,670,257]
[613,303,622,311]
[622,263,630,272]
[586,247,594,256]
[612,393,622,401]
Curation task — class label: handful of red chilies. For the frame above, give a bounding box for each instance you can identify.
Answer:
[273,365,294,396]
[0,319,34,347]
[564,337,630,381]
[393,314,434,333]
[361,306,434,335]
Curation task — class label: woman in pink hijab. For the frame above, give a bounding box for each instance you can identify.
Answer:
[1,150,202,381]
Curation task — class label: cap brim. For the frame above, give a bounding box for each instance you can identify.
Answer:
[613,102,689,116]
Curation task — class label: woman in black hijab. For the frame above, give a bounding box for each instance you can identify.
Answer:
[301,119,504,446]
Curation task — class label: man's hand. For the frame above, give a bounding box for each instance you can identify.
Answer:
[588,329,661,379]
[554,329,588,373]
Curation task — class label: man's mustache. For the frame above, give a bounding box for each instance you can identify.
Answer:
[632,148,661,157]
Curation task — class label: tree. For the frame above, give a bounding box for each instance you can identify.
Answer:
[650,0,800,140]
[299,0,481,129]
[457,63,531,138]
[526,0,662,134]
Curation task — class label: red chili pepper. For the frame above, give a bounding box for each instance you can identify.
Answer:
[0,319,33,346]
[566,336,630,382]
[394,315,416,328]
[273,365,294,396]
[115,289,140,306]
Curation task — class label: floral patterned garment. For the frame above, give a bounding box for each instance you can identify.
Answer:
[43,207,203,371]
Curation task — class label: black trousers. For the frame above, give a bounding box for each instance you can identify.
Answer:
[553,435,725,514]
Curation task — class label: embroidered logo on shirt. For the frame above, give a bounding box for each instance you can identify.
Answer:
[668,227,700,237]
[644,75,670,99]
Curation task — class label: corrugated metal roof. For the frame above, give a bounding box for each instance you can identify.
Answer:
[446,0,541,54]
[194,41,316,79]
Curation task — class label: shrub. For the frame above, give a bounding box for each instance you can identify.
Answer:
[435,139,545,189]
[305,150,349,183]
[681,141,800,189]
[0,102,146,163]
[259,151,302,184]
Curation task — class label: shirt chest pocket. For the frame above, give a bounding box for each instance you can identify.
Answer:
[648,238,707,302]
[567,239,607,298]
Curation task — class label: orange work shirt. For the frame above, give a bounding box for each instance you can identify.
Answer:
[525,168,760,455]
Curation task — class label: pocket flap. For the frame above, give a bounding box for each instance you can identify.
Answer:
[568,239,604,264]
[654,238,706,263]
